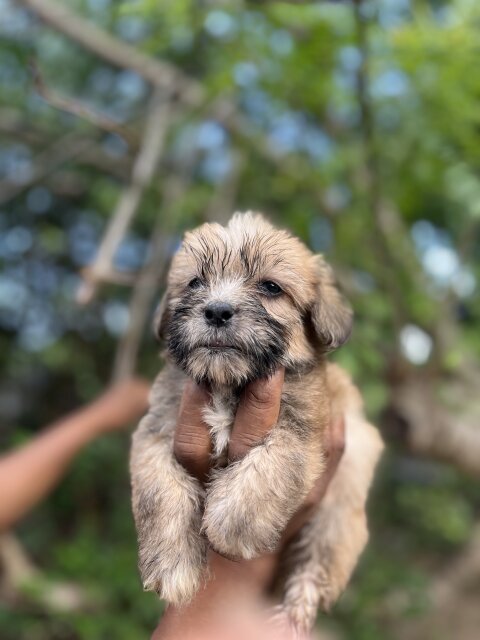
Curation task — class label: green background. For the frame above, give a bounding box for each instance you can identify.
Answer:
[1,1,479,638]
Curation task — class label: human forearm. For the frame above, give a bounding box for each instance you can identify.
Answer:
[0,407,104,530]
[0,378,150,531]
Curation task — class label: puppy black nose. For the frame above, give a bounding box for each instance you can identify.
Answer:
[204,302,234,327]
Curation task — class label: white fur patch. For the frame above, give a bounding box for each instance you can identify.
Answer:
[202,390,236,458]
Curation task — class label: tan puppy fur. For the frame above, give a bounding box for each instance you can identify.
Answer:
[130,212,383,632]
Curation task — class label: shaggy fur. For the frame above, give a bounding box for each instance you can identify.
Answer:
[130,212,383,632]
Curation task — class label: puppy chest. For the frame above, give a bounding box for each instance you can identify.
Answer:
[201,391,237,460]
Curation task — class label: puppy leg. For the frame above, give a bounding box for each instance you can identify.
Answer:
[130,414,207,605]
[278,411,383,632]
[279,503,368,633]
[203,428,320,559]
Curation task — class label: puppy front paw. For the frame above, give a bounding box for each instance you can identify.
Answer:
[203,464,292,560]
[203,501,281,560]
[134,464,208,605]
[139,534,207,605]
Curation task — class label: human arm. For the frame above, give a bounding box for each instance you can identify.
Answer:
[0,378,150,531]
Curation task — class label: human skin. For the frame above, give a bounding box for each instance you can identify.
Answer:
[0,378,150,531]
[153,367,345,640]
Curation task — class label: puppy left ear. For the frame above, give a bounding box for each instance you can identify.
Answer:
[310,256,353,351]
[152,291,170,341]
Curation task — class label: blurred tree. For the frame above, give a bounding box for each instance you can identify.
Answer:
[0,0,479,638]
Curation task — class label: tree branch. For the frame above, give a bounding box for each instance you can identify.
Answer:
[16,0,344,302]
[0,533,97,612]
[352,0,443,341]
[19,0,201,102]
[0,107,49,145]
[18,0,339,205]
[111,149,201,381]
[0,132,94,206]
[111,204,171,382]
[205,151,245,224]
[0,107,134,180]
[30,58,138,147]
[76,89,172,304]
[389,373,480,477]
[377,522,480,636]
[430,523,480,607]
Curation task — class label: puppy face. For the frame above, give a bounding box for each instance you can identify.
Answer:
[156,212,352,387]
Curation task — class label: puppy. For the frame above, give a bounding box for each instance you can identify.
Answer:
[130,212,383,632]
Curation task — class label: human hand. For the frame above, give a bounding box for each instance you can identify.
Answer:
[86,378,150,435]
[174,367,345,565]
[153,370,345,640]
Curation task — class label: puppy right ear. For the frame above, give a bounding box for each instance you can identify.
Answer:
[152,291,170,341]
[311,256,353,351]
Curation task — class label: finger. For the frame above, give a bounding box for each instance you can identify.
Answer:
[309,413,345,503]
[325,413,346,476]
[174,380,212,482]
[127,378,152,402]
[229,368,285,460]
[119,379,151,414]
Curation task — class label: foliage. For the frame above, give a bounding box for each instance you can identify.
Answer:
[0,0,479,638]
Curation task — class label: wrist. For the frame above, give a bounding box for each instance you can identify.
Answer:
[207,549,280,597]
[68,403,110,439]
[154,552,282,640]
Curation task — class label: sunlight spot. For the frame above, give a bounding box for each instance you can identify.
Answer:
[400,324,433,365]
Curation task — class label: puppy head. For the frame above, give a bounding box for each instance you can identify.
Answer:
[155,212,352,386]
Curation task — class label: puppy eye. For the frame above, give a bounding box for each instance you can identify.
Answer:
[260,281,283,296]
[188,277,203,289]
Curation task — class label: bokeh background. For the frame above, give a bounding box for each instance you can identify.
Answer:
[1,0,479,638]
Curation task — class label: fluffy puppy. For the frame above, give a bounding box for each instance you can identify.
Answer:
[130,212,383,631]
